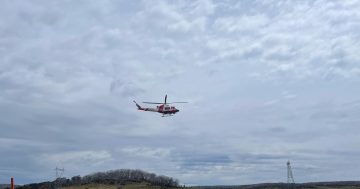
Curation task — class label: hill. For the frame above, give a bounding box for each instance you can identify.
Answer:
[2,182,179,189]
[0,185,10,189]
[15,169,179,189]
[38,181,360,189]
[11,181,360,189]
[193,181,360,189]
[63,182,179,189]
[5,169,360,189]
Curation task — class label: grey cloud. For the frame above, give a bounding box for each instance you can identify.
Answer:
[1,0,360,186]
[172,153,233,168]
[110,80,145,97]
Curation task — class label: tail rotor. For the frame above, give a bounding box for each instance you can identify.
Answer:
[133,101,142,109]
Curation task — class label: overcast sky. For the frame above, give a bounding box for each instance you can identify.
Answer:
[1,0,360,186]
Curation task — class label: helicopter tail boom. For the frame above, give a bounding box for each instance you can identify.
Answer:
[133,101,158,112]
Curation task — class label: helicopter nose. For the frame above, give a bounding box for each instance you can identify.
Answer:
[176,109,179,112]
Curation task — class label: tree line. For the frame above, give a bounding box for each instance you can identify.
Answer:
[15,169,179,189]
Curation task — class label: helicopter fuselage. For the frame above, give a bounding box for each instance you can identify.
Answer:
[138,104,179,114]
[133,95,185,116]
[134,102,179,115]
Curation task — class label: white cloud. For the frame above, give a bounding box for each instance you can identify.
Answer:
[204,0,360,79]
[214,14,269,32]
[38,150,112,167]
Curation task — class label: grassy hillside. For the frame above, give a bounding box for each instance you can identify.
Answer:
[16,169,179,189]
[63,182,179,189]
[192,181,360,189]
[62,182,360,189]
[62,183,360,189]
[2,181,360,189]
[8,168,360,189]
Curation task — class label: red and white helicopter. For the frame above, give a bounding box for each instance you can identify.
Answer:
[133,95,187,117]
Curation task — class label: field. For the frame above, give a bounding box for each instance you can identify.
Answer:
[61,183,360,189]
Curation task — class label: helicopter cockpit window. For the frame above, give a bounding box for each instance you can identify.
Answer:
[165,107,170,110]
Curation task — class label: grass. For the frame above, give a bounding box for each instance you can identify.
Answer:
[60,183,360,189]
[63,182,179,189]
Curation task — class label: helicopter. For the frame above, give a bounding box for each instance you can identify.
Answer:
[133,95,187,117]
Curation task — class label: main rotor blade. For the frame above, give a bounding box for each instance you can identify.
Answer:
[167,102,188,104]
[142,102,164,104]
